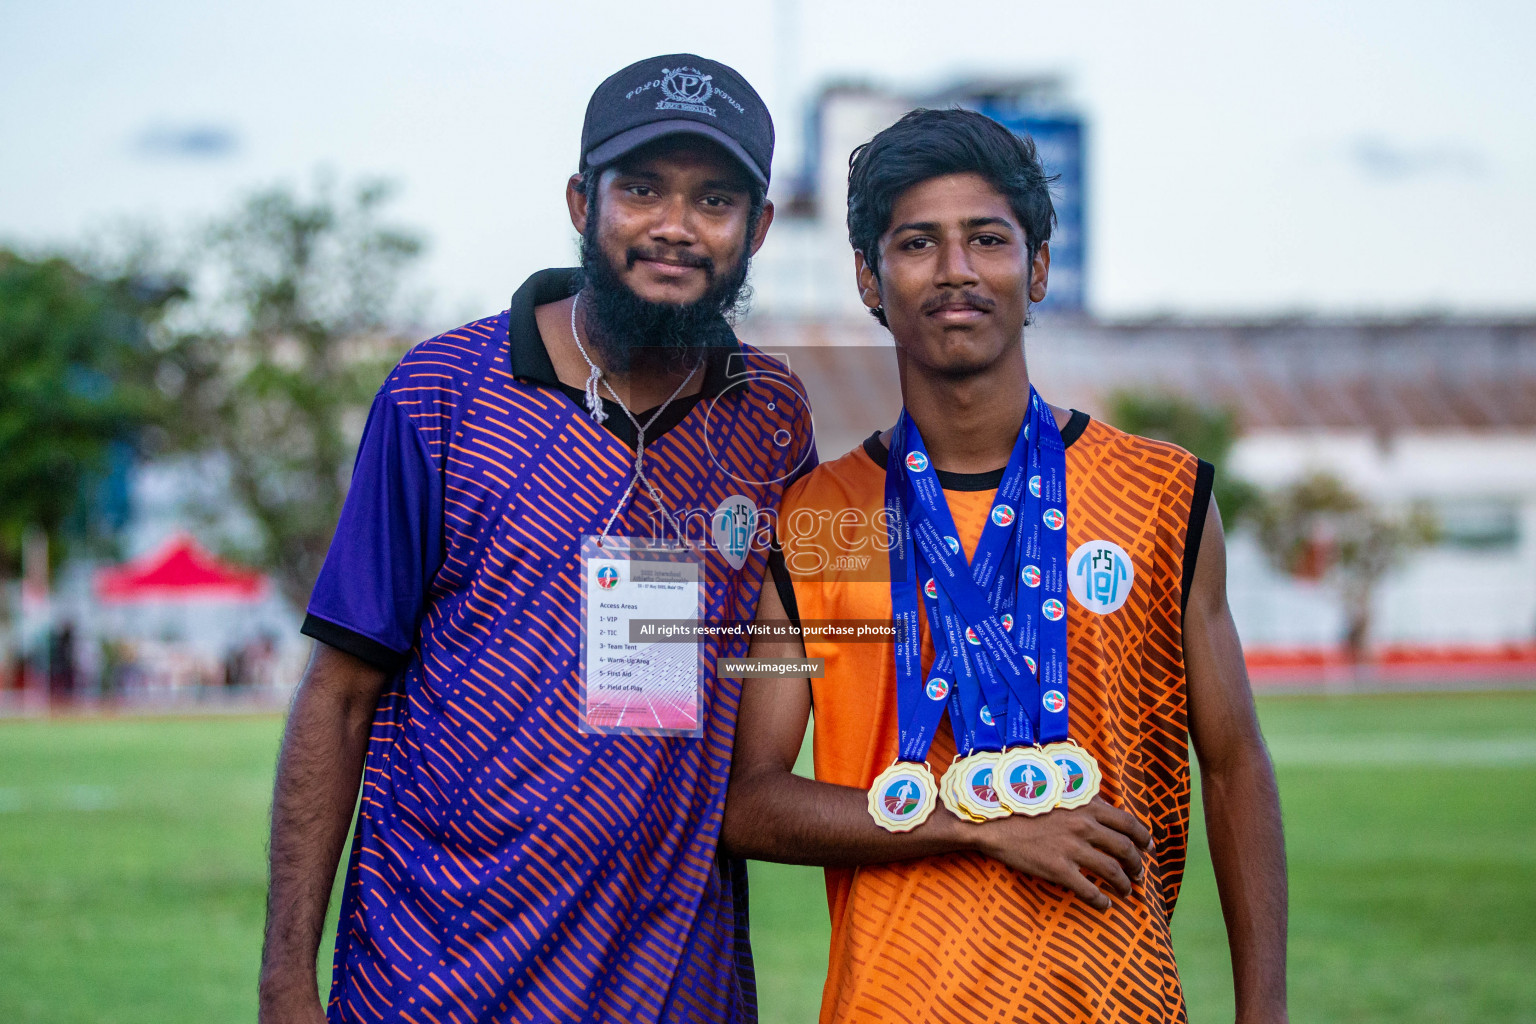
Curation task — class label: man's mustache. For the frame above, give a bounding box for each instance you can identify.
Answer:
[626,246,715,276]
[920,290,996,315]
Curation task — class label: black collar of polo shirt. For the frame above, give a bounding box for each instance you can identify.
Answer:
[507,267,743,404]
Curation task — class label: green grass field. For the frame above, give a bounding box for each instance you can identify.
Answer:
[2,693,1533,1023]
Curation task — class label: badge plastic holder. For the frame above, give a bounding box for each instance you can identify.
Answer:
[578,534,706,738]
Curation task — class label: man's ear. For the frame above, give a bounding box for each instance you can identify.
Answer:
[747,199,775,257]
[855,250,882,311]
[567,174,589,235]
[1028,241,1050,304]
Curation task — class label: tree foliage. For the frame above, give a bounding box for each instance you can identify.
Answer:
[1106,392,1260,524]
[1254,472,1438,660]
[153,178,423,605]
[0,251,182,577]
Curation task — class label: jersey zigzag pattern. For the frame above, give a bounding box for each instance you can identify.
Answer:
[326,312,810,1024]
[782,416,1200,1024]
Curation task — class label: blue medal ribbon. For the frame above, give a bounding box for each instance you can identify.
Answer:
[885,389,1072,760]
[885,421,951,762]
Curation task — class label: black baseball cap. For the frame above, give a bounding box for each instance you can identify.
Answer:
[579,54,774,189]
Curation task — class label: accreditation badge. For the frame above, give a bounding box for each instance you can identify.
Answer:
[578,535,705,738]
[996,747,1062,816]
[868,762,938,832]
[1042,741,1102,810]
[959,752,1009,821]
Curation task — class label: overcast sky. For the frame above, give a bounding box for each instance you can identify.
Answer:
[2,0,1532,326]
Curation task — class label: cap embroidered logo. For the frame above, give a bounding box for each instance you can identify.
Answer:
[657,67,716,116]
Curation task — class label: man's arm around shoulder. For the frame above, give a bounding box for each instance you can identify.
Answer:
[1185,496,1289,1024]
[258,642,388,1024]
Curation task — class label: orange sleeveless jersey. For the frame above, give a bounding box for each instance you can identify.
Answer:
[776,413,1212,1024]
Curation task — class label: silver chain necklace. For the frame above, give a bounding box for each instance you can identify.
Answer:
[569,291,701,541]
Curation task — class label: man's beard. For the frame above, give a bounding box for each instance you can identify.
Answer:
[578,213,754,377]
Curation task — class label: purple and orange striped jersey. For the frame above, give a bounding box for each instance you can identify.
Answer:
[302,269,816,1024]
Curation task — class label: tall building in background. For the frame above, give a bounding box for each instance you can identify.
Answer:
[753,77,1087,318]
[943,80,1086,314]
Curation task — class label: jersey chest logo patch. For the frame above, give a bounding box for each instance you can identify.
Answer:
[1068,539,1135,615]
[711,494,758,570]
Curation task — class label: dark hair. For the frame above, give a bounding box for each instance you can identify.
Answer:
[847,108,1056,324]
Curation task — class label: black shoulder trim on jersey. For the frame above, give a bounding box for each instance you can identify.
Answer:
[861,430,887,469]
[301,614,409,674]
[766,547,803,633]
[1182,459,1217,615]
[1060,408,1091,447]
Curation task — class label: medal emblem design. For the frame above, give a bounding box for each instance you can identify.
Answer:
[1029,474,1042,497]
[1013,764,1050,798]
[925,677,950,701]
[1042,508,1065,531]
[997,748,1062,815]
[905,451,929,473]
[1001,613,1014,632]
[1024,654,1038,674]
[1043,742,1102,810]
[991,504,1015,527]
[965,626,980,645]
[1059,757,1086,795]
[1021,564,1042,588]
[1042,598,1065,621]
[924,578,938,599]
[961,757,1008,820]
[595,565,620,590]
[968,765,997,804]
[1012,762,1047,798]
[944,535,961,555]
[867,762,938,832]
[979,704,994,727]
[1042,689,1066,714]
[884,780,920,816]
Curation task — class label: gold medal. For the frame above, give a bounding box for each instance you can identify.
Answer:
[867,762,938,832]
[1041,741,1101,810]
[957,752,1009,820]
[995,746,1062,816]
[940,757,972,820]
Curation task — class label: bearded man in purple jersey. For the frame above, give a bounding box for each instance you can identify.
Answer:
[259,55,814,1024]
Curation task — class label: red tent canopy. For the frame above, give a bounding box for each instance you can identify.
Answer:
[95,534,268,603]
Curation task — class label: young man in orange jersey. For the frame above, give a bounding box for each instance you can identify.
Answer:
[723,109,1287,1024]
